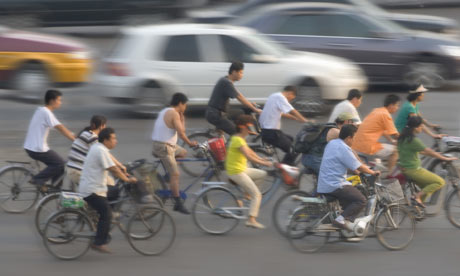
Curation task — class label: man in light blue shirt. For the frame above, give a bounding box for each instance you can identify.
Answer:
[318,125,379,230]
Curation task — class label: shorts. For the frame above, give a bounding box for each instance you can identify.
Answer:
[374,143,396,159]
[152,141,186,175]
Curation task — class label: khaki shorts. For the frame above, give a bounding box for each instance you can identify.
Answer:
[152,141,186,175]
[374,143,396,159]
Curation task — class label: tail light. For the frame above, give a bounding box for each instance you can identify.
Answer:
[106,62,130,76]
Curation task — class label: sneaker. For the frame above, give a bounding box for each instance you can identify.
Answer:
[140,194,154,204]
[173,203,190,215]
[90,244,112,254]
[332,219,353,232]
[245,221,266,229]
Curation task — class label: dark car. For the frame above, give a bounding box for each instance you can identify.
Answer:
[192,0,459,36]
[234,3,460,88]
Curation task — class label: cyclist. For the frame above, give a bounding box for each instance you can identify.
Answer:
[328,89,362,125]
[206,61,261,135]
[352,94,401,174]
[78,127,139,254]
[397,116,457,207]
[317,124,379,231]
[152,93,197,214]
[225,114,273,229]
[23,89,75,189]
[259,85,309,165]
[394,84,444,138]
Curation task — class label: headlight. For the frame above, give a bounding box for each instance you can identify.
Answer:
[68,51,90,59]
[441,45,460,57]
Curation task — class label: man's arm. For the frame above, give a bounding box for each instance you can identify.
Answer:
[110,154,127,174]
[235,93,262,113]
[172,111,197,147]
[54,124,75,141]
[108,166,136,183]
[288,109,308,123]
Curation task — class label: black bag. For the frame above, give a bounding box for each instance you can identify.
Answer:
[294,123,336,154]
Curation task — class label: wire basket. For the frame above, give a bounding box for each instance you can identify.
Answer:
[376,178,405,203]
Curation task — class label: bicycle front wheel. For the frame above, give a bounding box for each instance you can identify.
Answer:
[272,190,311,237]
[35,192,61,236]
[179,132,213,177]
[42,209,94,260]
[192,187,240,235]
[375,204,415,251]
[0,166,38,213]
[116,194,164,234]
[446,189,460,228]
[126,206,176,256]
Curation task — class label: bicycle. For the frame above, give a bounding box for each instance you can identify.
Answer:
[287,174,415,253]
[191,163,301,235]
[42,191,175,260]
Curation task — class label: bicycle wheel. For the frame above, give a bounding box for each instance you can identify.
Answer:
[42,209,94,260]
[126,206,176,256]
[0,166,39,213]
[192,187,240,235]
[272,190,311,237]
[374,204,415,251]
[288,206,329,253]
[179,132,213,177]
[117,194,164,234]
[446,189,460,228]
[35,192,61,236]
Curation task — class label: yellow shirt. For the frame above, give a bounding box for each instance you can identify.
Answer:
[225,136,247,175]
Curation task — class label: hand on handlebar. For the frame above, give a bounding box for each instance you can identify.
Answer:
[128,175,138,183]
[433,133,447,139]
[189,140,198,147]
[443,156,458,162]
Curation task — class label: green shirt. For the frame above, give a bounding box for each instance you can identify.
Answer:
[395,101,419,132]
[225,136,248,175]
[397,137,426,169]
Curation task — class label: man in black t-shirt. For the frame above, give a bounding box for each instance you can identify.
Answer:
[206,61,261,135]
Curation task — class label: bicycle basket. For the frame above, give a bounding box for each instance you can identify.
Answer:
[376,179,405,203]
[208,137,226,162]
[60,192,85,209]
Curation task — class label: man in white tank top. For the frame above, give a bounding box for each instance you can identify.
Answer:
[152,93,197,214]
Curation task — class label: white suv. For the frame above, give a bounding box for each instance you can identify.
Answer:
[96,24,367,115]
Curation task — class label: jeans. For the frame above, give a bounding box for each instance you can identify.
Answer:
[84,194,112,246]
[301,154,322,175]
[326,185,367,222]
[205,107,236,135]
[25,149,65,185]
[260,129,298,165]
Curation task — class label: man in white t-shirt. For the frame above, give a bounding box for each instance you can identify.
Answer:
[328,89,362,124]
[24,90,75,187]
[259,86,309,165]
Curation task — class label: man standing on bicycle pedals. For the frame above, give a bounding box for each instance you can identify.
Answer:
[317,124,379,231]
[205,61,262,136]
[24,90,75,189]
[79,127,139,254]
[152,93,198,214]
[259,86,309,165]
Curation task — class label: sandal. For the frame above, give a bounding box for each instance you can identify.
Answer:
[411,196,426,208]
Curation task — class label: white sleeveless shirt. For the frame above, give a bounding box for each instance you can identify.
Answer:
[151,108,178,145]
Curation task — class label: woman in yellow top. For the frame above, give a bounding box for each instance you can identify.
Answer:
[225,115,273,229]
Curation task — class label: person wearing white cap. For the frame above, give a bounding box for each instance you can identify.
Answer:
[394,84,444,139]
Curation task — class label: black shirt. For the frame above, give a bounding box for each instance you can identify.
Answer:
[207,76,238,112]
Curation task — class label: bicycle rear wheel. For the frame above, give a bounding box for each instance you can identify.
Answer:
[446,189,460,228]
[288,205,329,253]
[375,204,415,251]
[192,187,239,235]
[42,209,94,260]
[179,132,213,177]
[126,206,176,256]
[35,192,61,236]
[0,166,38,213]
[272,190,311,237]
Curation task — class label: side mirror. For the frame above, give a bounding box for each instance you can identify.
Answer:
[250,54,278,63]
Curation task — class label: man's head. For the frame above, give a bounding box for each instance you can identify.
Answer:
[98,127,117,149]
[281,85,297,102]
[383,94,401,114]
[228,61,244,82]
[339,124,358,147]
[44,89,62,109]
[407,84,427,102]
[170,92,189,113]
[347,89,362,108]
[335,112,357,127]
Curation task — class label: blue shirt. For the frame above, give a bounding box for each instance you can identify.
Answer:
[317,139,362,193]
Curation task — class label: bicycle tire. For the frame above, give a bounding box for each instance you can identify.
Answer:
[35,192,61,236]
[126,206,176,256]
[272,190,311,237]
[0,165,39,213]
[117,193,164,234]
[179,132,214,177]
[445,188,460,228]
[42,209,94,260]
[374,204,415,251]
[192,187,240,235]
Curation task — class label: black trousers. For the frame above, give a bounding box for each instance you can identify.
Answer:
[25,149,65,185]
[205,107,237,135]
[327,185,367,222]
[84,194,112,246]
[260,129,298,165]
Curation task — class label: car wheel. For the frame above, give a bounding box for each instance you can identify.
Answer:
[133,82,167,117]
[293,78,325,115]
[12,63,52,102]
[403,58,446,89]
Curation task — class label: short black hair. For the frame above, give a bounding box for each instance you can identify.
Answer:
[170,93,188,106]
[407,92,423,102]
[283,85,297,95]
[228,61,244,75]
[347,89,362,101]
[98,127,115,143]
[339,124,358,140]
[384,94,401,107]
[44,89,62,105]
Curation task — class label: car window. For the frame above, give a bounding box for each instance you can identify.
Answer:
[220,35,260,63]
[163,35,200,62]
[332,14,373,37]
